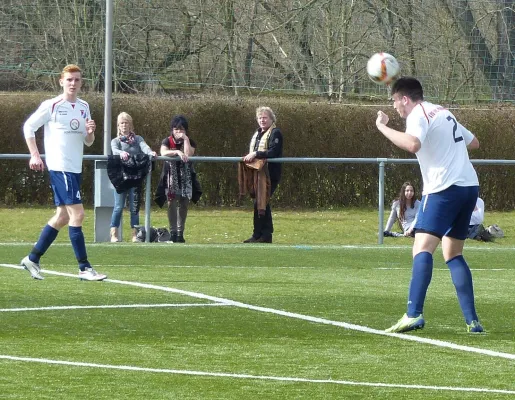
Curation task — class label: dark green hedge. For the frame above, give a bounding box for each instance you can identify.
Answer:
[1,93,515,209]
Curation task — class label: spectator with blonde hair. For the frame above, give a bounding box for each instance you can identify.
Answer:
[242,106,284,243]
[110,112,157,242]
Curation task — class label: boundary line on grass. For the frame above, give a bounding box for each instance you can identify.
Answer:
[2,242,515,251]
[0,354,513,395]
[6,263,508,271]
[1,263,514,362]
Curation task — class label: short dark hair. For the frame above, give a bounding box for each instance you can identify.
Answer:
[170,115,189,133]
[391,77,424,102]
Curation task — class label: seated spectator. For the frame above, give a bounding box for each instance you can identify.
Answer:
[384,182,420,237]
[467,197,493,241]
[469,197,484,228]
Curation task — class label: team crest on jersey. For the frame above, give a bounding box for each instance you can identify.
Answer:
[80,110,86,118]
[70,118,80,130]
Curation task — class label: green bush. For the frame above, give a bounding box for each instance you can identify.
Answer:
[2,92,515,209]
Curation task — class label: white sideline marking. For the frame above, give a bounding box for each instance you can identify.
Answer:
[2,263,508,271]
[0,355,513,395]
[2,242,515,251]
[1,263,514,361]
[376,267,507,271]
[0,303,227,312]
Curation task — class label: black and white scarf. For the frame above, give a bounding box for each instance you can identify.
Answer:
[166,161,193,200]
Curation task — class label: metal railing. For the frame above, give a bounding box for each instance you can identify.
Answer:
[2,154,514,244]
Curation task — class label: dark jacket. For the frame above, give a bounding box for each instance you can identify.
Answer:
[107,154,151,194]
[253,127,283,183]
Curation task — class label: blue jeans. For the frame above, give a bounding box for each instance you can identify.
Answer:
[110,186,140,228]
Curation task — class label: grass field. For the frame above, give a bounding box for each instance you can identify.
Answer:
[0,207,514,399]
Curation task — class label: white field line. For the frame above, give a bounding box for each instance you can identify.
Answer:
[0,355,514,395]
[2,242,515,251]
[1,263,514,361]
[1,262,508,271]
[0,303,227,312]
[375,267,507,271]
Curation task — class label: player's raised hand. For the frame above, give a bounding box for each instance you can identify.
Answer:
[85,118,96,135]
[376,111,389,127]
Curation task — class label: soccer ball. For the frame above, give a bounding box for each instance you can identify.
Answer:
[366,52,400,85]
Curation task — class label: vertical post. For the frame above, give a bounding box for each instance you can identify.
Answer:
[378,159,386,244]
[144,161,152,243]
[94,0,116,243]
[104,0,113,154]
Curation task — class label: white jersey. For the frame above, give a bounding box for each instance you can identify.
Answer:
[406,101,479,195]
[23,95,92,173]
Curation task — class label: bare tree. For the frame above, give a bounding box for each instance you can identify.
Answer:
[440,0,515,100]
[1,0,514,101]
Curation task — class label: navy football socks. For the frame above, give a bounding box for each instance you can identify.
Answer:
[407,251,434,317]
[446,255,478,324]
[29,224,59,263]
[69,226,90,271]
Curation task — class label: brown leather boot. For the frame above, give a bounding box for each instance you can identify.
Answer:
[110,227,119,242]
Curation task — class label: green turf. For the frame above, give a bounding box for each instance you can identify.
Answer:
[0,208,513,399]
[3,206,515,245]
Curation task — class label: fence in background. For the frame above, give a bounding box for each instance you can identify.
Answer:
[1,1,514,102]
[2,154,515,244]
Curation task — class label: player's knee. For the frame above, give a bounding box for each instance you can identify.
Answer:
[73,211,85,225]
[55,213,70,227]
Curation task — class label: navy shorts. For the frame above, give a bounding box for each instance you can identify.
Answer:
[414,185,479,240]
[49,171,83,206]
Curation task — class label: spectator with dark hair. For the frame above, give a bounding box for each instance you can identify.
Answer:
[384,182,420,238]
[159,115,196,243]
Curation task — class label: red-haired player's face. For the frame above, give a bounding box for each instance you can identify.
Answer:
[60,71,82,98]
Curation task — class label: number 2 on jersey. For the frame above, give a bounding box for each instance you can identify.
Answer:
[446,116,463,143]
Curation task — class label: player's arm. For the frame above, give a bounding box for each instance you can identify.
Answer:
[467,137,479,149]
[376,111,421,153]
[460,125,479,150]
[24,137,44,171]
[23,102,50,171]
